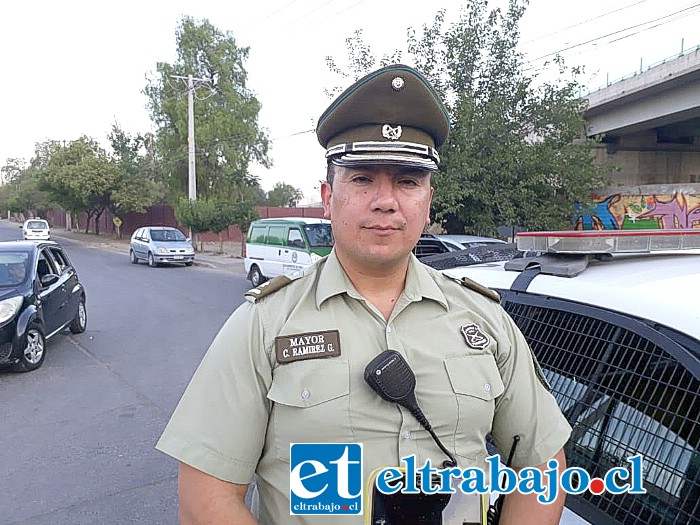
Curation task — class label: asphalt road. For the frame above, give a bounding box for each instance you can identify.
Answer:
[0,222,251,524]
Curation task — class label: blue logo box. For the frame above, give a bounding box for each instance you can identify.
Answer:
[289,443,363,515]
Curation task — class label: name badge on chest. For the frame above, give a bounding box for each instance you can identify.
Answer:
[275,330,341,364]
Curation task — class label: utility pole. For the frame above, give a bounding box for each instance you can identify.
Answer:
[171,74,211,201]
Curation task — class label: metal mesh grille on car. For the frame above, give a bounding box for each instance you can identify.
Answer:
[419,244,520,270]
[502,299,699,525]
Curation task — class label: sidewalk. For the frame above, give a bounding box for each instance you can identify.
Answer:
[51,228,247,275]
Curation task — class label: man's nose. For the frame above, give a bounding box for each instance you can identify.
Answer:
[370,178,399,212]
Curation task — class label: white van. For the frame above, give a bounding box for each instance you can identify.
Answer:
[244,217,333,286]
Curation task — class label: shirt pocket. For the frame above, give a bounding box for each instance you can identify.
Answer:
[444,354,505,461]
[267,358,352,462]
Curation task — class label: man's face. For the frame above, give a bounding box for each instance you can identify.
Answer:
[321,164,433,270]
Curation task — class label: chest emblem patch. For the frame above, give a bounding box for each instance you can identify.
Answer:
[275,330,341,364]
[460,323,490,350]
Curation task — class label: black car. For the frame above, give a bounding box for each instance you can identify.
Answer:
[0,241,87,372]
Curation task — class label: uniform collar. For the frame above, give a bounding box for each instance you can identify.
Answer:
[315,249,448,310]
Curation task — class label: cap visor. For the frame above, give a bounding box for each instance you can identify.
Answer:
[330,152,438,171]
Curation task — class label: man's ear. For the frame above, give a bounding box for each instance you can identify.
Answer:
[321,181,332,219]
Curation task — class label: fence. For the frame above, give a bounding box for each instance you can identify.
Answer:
[44,205,325,242]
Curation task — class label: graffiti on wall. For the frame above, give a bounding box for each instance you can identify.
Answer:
[574,193,700,230]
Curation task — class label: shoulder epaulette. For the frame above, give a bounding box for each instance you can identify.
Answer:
[245,275,294,302]
[450,275,500,303]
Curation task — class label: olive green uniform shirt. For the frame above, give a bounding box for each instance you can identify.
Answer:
[157,250,571,524]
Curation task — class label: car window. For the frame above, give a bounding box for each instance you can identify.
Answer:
[48,247,71,273]
[0,252,30,286]
[36,250,57,280]
[267,226,286,246]
[151,229,184,242]
[499,292,699,525]
[26,220,48,229]
[249,226,268,244]
[304,224,334,247]
[287,229,305,248]
[414,239,446,257]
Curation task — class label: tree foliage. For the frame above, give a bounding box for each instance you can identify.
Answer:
[326,1,610,235]
[174,197,228,252]
[230,199,259,256]
[34,137,119,234]
[266,182,303,207]
[144,17,271,202]
[108,124,163,221]
[0,158,53,218]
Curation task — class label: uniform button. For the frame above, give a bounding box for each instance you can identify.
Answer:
[386,326,392,333]
[402,431,411,440]
[483,383,491,393]
[301,389,310,400]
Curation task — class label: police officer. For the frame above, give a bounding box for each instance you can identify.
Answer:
[157,64,572,525]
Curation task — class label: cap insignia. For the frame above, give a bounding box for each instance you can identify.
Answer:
[382,124,403,141]
[391,76,405,91]
[460,322,490,350]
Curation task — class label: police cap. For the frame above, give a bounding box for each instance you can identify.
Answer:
[316,64,449,171]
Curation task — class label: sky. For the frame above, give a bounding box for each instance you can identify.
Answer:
[2,0,699,204]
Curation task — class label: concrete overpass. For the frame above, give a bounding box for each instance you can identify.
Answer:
[586,49,700,142]
[581,49,700,229]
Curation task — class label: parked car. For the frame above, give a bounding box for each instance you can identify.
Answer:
[0,241,87,372]
[413,233,505,258]
[441,229,700,525]
[20,218,51,240]
[437,234,506,249]
[129,226,195,267]
[244,217,334,286]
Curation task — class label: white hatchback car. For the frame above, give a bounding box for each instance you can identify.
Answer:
[433,229,700,525]
[20,219,51,240]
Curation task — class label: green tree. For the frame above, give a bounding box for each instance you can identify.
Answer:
[37,137,120,235]
[174,197,213,251]
[326,1,609,235]
[108,124,164,236]
[208,198,236,254]
[0,158,53,218]
[266,182,303,207]
[231,199,259,257]
[144,16,271,202]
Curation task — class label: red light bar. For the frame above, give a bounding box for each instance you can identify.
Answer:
[516,229,700,253]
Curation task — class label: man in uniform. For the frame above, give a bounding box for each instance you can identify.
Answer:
[157,64,572,525]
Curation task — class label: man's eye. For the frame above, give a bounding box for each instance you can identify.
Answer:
[398,178,420,186]
[350,176,372,183]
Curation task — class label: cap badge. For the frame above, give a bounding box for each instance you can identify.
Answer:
[391,76,405,91]
[461,323,490,350]
[382,124,403,141]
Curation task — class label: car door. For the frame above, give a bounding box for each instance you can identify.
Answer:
[35,249,65,336]
[284,227,309,273]
[264,225,287,278]
[133,228,148,259]
[47,246,80,328]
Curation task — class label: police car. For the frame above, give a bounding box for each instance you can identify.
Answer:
[434,230,700,525]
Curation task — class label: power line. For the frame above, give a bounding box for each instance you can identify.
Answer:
[524,3,700,65]
[282,0,342,28]
[246,0,303,31]
[300,0,369,31]
[520,0,649,46]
